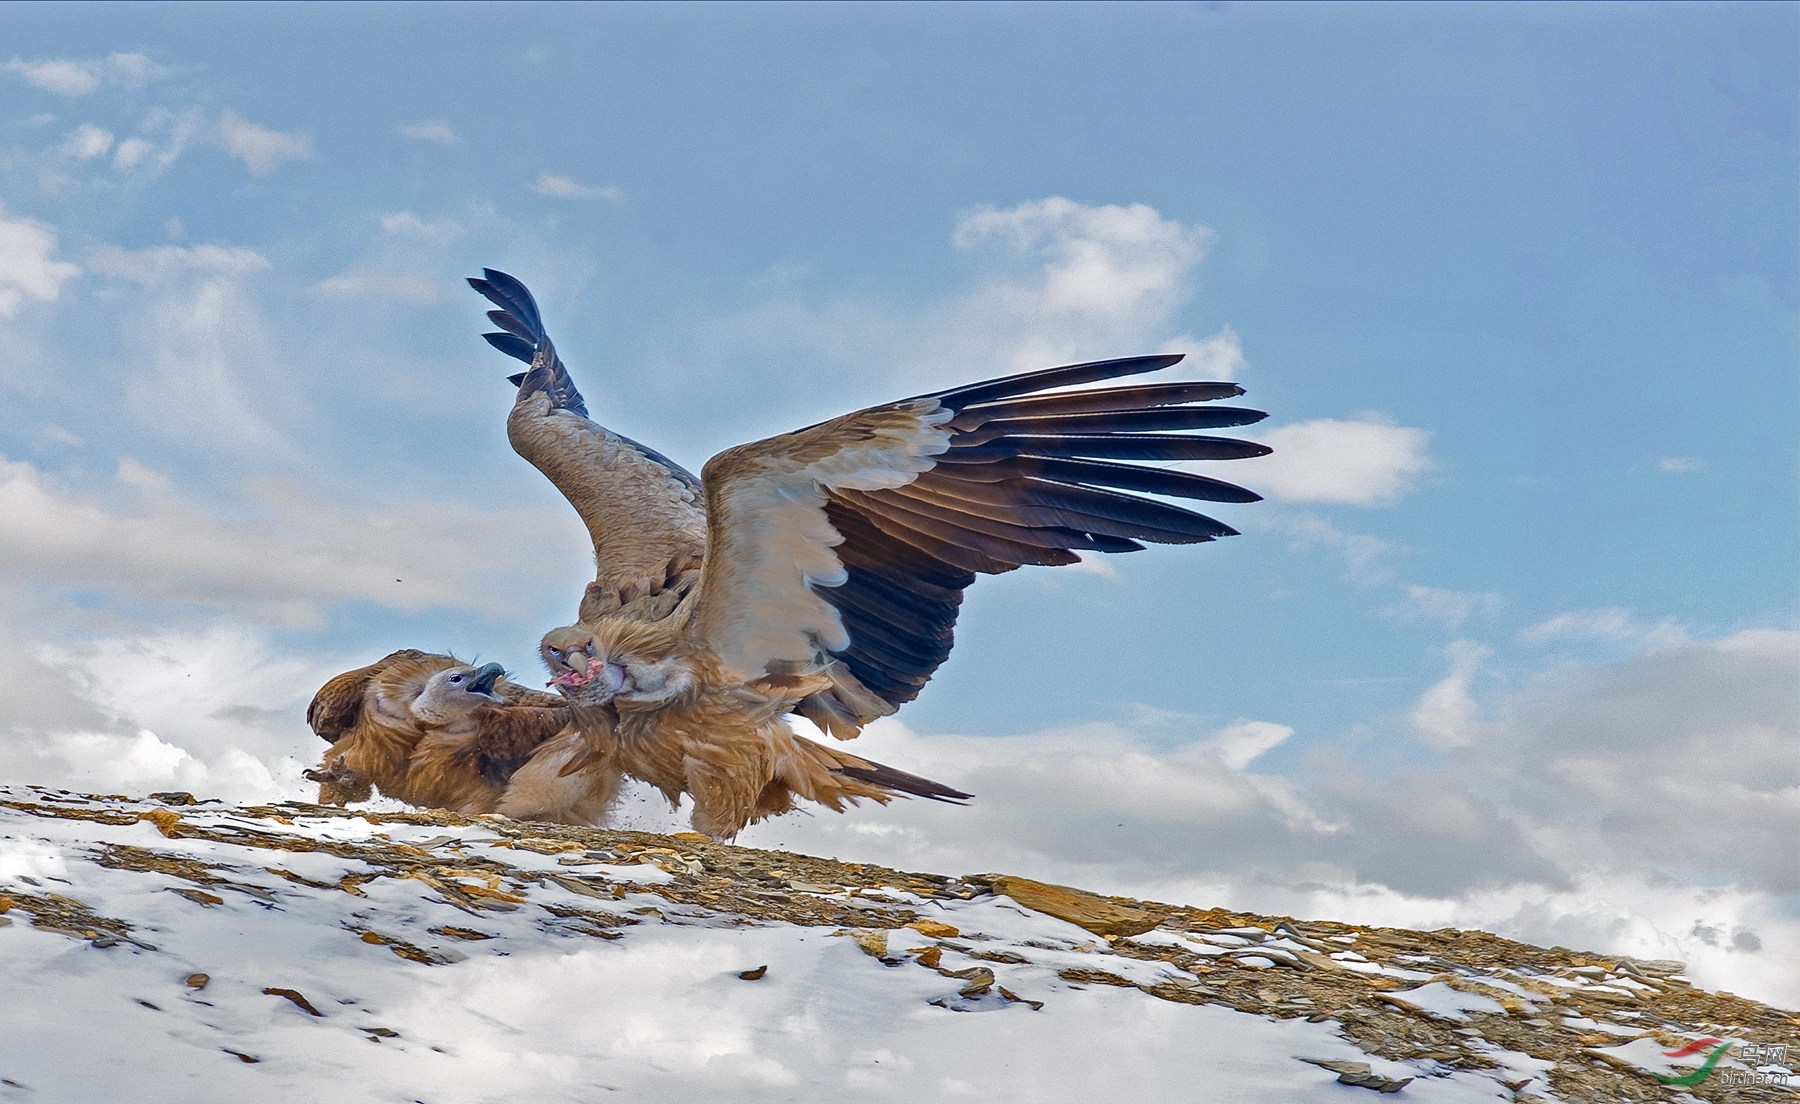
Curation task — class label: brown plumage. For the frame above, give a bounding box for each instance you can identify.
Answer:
[474,272,1267,839]
[303,650,618,824]
[540,624,968,841]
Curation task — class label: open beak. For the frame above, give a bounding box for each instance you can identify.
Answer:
[467,662,506,702]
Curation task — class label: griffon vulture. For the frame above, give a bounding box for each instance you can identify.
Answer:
[472,271,1268,841]
[305,649,619,824]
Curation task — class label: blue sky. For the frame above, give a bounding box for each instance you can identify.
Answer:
[2,3,1797,1006]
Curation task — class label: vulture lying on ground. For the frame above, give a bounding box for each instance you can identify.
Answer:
[304,649,617,824]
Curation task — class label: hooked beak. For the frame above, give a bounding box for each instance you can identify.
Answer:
[466,662,506,702]
[566,652,590,677]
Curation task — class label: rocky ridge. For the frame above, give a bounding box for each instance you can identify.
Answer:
[0,785,1794,1102]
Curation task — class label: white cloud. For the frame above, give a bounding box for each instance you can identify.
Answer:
[82,244,301,452]
[1408,638,1489,749]
[1231,416,1434,506]
[214,110,312,175]
[744,714,1561,910]
[1658,456,1703,473]
[534,173,625,202]
[313,209,481,303]
[1387,584,1505,629]
[732,626,1800,1007]
[0,619,342,802]
[1201,719,1294,770]
[1159,325,1245,380]
[6,57,101,96]
[314,272,440,303]
[1470,628,1800,887]
[399,119,459,145]
[1255,510,1401,583]
[955,197,1212,318]
[1519,606,1690,651]
[87,242,269,284]
[651,197,1233,453]
[103,52,167,88]
[0,205,81,315]
[4,52,168,95]
[377,210,465,240]
[103,108,310,181]
[58,123,114,160]
[112,135,155,172]
[0,454,577,622]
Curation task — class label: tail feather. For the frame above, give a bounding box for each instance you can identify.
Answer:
[832,758,972,804]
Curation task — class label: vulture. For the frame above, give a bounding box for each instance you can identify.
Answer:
[469,269,1268,840]
[304,649,619,824]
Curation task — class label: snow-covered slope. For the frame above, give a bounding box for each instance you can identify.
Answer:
[0,786,1792,1103]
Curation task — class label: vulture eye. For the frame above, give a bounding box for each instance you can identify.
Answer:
[549,646,563,657]
[448,674,463,684]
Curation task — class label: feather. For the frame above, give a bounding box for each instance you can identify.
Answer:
[468,268,545,341]
[919,353,1184,407]
[482,332,537,364]
[832,761,971,804]
[948,381,1246,429]
[926,454,1262,503]
[936,433,1272,463]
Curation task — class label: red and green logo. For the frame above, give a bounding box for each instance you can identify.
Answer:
[1654,1038,1731,1087]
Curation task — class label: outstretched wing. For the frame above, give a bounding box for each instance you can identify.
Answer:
[689,354,1268,710]
[307,648,433,741]
[469,269,707,621]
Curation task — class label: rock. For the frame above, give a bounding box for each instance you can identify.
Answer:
[262,987,323,1017]
[985,874,1161,937]
[738,965,768,980]
[906,919,959,939]
[848,929,889,959]
[952,966,995,997]
[166,888,224,908]
[998,986,1044,1011]
[1297,1057,1414,1093]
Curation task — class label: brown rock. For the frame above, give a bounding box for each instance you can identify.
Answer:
[262,987,323,1017]
[986,874,1161,937]
[907,919,959,939]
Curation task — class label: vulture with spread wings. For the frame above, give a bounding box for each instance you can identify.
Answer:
[471,270,1269,840]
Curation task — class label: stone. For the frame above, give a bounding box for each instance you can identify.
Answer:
[985,874,1161,937]
[1297,1058,1414,1093]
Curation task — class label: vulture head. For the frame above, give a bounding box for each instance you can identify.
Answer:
[407,662,508,725]
[540,623,693,708]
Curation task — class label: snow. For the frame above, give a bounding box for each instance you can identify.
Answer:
[0,787,1558,1102]
[1380,982,1508,1022]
